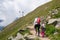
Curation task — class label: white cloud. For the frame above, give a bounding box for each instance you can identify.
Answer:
[15,0,52,15]
[0,15,6,20]
[0,0,52,27]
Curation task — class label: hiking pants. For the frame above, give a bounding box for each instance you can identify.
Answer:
[34,24,40,36]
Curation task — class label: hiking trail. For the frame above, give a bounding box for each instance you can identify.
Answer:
[27,25,50,40]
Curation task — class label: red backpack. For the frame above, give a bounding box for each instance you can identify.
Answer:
[37,18,41,24]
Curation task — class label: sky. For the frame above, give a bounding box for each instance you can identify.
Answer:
[0,0,52,27]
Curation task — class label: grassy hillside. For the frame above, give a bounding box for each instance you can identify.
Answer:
[0,0,60,40]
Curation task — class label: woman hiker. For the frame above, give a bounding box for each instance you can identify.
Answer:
[34,17,41,36]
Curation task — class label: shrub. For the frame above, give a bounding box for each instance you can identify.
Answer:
[45,24,56,36]
[49,28,60,40]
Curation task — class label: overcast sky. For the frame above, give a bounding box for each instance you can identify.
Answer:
[0,0,52,27]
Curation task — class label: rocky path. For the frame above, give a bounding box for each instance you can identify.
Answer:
[27,25,50,40]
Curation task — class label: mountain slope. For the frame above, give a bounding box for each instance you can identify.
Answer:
[0,0,60,40]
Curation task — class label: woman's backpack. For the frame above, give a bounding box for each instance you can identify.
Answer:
[37,18,41,24]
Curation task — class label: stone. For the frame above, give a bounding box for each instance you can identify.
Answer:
[46,16,51,21]
[8,36,13,40]
[54,32,58,35]
[49,11,52,14]
[10,33,25,40]
[15,33,24,39]
[57,7,60,10]
[24,33,29,37]
[48,19,57,24]
[55,23,60,28]
[51,9,58,15]
[57,18,60,22]
[49,9,58,15]
[25,35,37,40]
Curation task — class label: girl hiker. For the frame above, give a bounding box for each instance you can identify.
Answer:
[41,22,46,37]
[34,17,41,36]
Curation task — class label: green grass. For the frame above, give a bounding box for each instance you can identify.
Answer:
[53,13,60,18]
[45,24,56,36]
[49,28,60,40]
[0,0,60,40]
[45,24,60,40]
